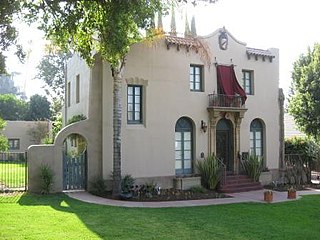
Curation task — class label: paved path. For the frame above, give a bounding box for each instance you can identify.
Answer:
[67,188,320,208]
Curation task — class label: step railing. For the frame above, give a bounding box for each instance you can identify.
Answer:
[217,158,226,186]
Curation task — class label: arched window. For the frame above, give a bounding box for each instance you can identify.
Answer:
[250,119,264,157]
[175,117,193,175]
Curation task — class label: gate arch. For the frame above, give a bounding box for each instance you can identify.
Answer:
[63,133,87,190]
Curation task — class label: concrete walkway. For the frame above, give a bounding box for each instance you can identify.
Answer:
[67,188,320,208]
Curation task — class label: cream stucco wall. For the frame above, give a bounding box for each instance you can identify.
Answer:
[65,53,91,123]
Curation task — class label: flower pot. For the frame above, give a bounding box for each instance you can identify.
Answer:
[287,190,296,199]
[264,191,273,203]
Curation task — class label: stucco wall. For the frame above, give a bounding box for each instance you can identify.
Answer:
[1,121,51,152]
[66,28,280,188]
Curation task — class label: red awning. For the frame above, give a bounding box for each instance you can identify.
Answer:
[216,65,247,104]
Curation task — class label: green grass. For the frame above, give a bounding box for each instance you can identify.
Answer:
[0,162,27,188]
[0,193,320,239]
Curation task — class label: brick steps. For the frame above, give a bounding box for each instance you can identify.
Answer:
[220,175,263,193]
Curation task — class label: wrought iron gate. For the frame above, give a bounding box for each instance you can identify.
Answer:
[0,152,27,192]
[63,151,87,190]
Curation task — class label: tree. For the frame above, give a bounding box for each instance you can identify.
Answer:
[36,47,71,115]
[0,94,28,120]
[0,0,25,73]
[0,117,9,151]
[26,94,51,121]
[27,121,50,144]
[289,43,320,141]
[0,73,27,99]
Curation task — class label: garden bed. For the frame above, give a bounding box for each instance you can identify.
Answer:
[92,188,230,202]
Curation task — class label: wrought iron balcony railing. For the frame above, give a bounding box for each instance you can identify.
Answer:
[208,94,246,108]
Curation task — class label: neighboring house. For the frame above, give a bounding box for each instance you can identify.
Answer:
[28,27,282,192]
[284,113,306,138]
[1,121,51,152]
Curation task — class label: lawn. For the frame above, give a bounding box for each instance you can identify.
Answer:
[0,193,319,239]
[0,162,27,188]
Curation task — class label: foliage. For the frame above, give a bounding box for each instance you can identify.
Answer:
[196,154,222,190]
[27,121,50,144]
[241,153,264,182]
[52,113,62,139]
[120,174,135,194]
[36,48,71,103]
[0,0,25,74]
[0,94,28,120]
[89,177,108,197]
[190,185,206,193]
[288,43,320,140]
[1,193,320,239]
[25,94,51,121]
[39,163,54,194]
[67,114,87,125]
[0,117,8,151]
[285,136,320,183]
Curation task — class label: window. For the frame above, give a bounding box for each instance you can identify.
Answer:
[190,65,203,91]
[67,82,71,107]
[250,119,263,157]
[76,75,80,103]
[242,70,254,95]
[127,85,142,124]
[8,139,20,150]
[175,117,193,175]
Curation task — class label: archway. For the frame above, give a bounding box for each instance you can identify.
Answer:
[62,133,87,190]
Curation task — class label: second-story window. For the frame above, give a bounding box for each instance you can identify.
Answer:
[190,65,203,91]
[76,74,80,103]
[127,85,142,124]
[242,70,254,95]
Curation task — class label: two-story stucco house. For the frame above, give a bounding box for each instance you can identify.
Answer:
[28,27,282,193]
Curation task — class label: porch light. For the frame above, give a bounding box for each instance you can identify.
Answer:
[201,120,208,133]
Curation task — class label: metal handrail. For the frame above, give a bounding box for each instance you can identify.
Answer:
[217,157,226,186]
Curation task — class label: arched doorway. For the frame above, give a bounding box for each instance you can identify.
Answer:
[216,118,233,173]
[175,117,193,175]
[63,133,87,190]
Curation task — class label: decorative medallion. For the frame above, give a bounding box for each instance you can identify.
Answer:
[219,28,228,50]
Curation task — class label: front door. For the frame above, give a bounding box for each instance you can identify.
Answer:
[216,119,233,173]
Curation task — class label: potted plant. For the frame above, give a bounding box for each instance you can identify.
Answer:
[264,190,273,203]
[287,186,296,199]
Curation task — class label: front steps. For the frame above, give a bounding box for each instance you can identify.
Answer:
[220,175,263,193]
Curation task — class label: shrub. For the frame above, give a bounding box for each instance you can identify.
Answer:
[67,114,87,125]
[90,177,108,196]
[39,164,54,194]
[241,153,264,182]
[121,174,135,194]
[196,154,222,190]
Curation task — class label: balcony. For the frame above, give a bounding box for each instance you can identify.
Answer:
[208,94,246,109]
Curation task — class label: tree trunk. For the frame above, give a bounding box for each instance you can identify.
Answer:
[112,61,124,196]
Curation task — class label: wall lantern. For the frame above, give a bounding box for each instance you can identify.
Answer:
[201,120,208,133]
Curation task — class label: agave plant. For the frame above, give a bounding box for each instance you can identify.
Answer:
[196,154,222,190]
[242,153,264,182]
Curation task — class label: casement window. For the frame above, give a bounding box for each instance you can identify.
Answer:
[8,139,20,150]
[250,119,263,157]
[127,85,142,124]
[189,65,203,91]
[67,82,71,107]
[76,74,80,103]
[242,70,254,95]
[175,117,193,175]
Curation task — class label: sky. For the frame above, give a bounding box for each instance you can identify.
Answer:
[5,0,320,98]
